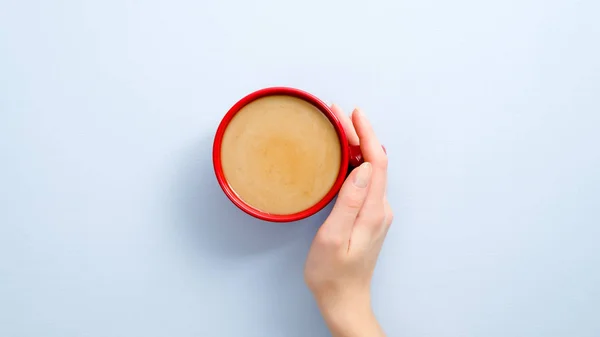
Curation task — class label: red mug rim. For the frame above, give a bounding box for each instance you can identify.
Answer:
[212,87,351,222]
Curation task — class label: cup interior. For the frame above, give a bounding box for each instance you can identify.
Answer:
[212,87,350,222]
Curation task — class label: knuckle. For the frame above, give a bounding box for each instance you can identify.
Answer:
[373,212,387,226]
[343,192,365,210]
[386,211,394,226]
[316,232,344,248]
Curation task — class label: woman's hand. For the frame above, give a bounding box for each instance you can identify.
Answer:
[304,105,393,337]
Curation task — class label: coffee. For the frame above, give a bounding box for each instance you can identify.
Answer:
[220,95,342,215]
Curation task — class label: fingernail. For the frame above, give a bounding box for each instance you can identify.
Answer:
[353,162,372,188]
[352,108,364,121]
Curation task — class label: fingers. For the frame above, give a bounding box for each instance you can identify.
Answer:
[331,104,359,146]
[352,108,388,206]
[321,162,372,243]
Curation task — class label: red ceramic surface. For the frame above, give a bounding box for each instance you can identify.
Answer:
[213,87,365,222]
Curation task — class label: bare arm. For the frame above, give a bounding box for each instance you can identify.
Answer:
[305,105,392,337]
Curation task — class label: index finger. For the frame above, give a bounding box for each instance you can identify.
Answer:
[331,104,359,146]
[352,108,387,202]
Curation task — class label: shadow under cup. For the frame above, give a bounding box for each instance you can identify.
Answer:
[212,87,365,222]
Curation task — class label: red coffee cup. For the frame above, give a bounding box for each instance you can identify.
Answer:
[213,87,369,222]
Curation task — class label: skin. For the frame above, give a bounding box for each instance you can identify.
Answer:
[305,105,393,337]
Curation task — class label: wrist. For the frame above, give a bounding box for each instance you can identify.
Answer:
[316,290,371,318]
[314,290,383,337]
[323,306,382,337]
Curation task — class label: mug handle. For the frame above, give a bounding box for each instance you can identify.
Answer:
[348,144,387,167]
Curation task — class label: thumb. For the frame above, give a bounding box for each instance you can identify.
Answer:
[322,162,372,240]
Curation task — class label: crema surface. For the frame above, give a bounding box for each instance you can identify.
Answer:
[220,95,341,215]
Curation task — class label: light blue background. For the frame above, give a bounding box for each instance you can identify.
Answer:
[1,0,599,336]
